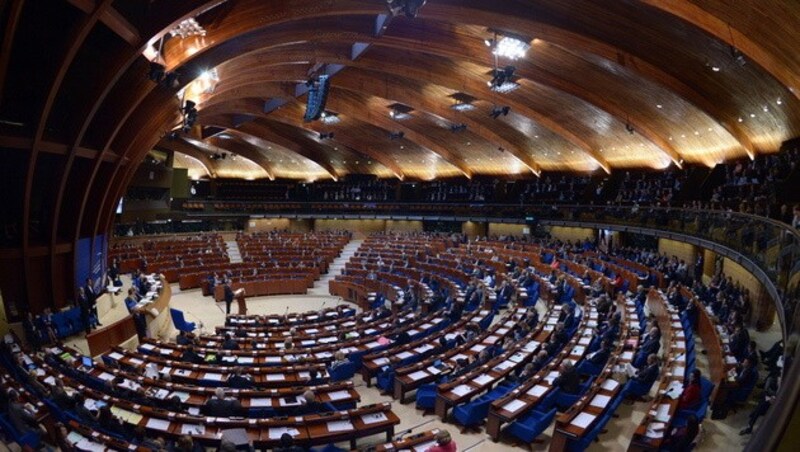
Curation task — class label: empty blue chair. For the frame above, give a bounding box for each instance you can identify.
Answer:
[453,395,493,427]
[328,361,357,382]
[170,308,196,333]
[506,408,557,443]
[415,383,437,410]
[375,367,395,392]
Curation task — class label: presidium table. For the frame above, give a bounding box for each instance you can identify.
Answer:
[86,273,171,357]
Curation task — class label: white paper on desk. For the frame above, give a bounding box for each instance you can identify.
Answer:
[672,366,685,378]
[483,335,499,345]
[503,399,526,413]
[408,370,428,381]
[43,376,56,386]
[471,344,486,352]
[66,431,84,444]
[175,369,192,377]
[238,357,255,364]
[546,318,558,325]
[621,351,634,360]
[182,424,205,435]
[140,344,155,351]
[451,384,472,396]
[494,360,515,372]
[578,337,591,345]
[265,356,282,363]
[646,422,666,439]
[524,341,541,352]
[427,366,442,375]
[572,346,586,356]
[221,356,236,363]
[601,379,620,391]
[188,407,200,416]
[361,412,388,425]
[327,390,350,401]
[75,438,104,452]
[496,328,510,335]
[509,353,526,363]
[316,352,334,359]
[146,418,171,431]
[327,420,354,432]
[586,321,598,328]
[725,355,738,365]
[570,412,597,429]
[250,398,271,407]
[590,394,611,408]
[97,372,114,381]
[108,352,124,360]
[451,354,468,362]
[301,340,316,346]
[305,329,319,334]
[397,351,414,360]
[268,427,300,439]
[527,385,548,397]
[474,374,493,385]
[280,397,302,407]
[544,371,560,385]
[372,357,390,366]
[655,403,671,422]
[203,373,223,381]
[415,344,434,353]
[266,373,285,381]
[543,325,554,332]
[320,337,338,344]
[366,341,381,349]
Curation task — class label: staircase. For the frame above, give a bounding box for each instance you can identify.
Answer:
[307,239,363,296]
[225,240,243,264]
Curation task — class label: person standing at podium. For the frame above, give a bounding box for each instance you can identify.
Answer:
[223,280,234,315]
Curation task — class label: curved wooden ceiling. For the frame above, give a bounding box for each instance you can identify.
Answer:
[1,0,800,253]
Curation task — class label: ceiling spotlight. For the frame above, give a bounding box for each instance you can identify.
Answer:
[319,111,340,124]
[451,101,476,112]
[169,17,206,38]
[148,62,165,82]
[730,46,746,67]
[450,123,467,133]
[389,131,405,140]
[625,122,635,135]
[388,103,413,120]
[319,132,335,140]
[656,104,663,109]
[489,106,511,119]
[488,65,519,93]
[386,0,427,18]
[491,35,531,60]
[777,98,783,105]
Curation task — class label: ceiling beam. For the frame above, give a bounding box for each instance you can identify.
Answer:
[205,134,277,180]
[154,137,218,178]
[66,0,140,45]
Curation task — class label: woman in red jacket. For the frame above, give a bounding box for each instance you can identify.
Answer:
[425,430,457,452]
[678,369,702,410]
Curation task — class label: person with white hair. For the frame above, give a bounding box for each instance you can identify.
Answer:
[203,387,242,416]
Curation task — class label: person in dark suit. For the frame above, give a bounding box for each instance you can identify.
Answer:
[50,378,76,410]
[22,312,42,351]
[553,361,581,394]
[221,333,239,350]
[97,404,128,437]
[7,391,39,435]
[530,351,549,373]
[176,331,195,346]
[552,322,568,345]
[70,393,96,422]
[740,372,780,435]
[292,390,336,415]
[588,338,613,366]
[223,281,235,315]
[84,278,102,326]
[632,354,660,387]
[227,368,253,389]
[734,358,758,389]
[180,345,204,364]
[203,388,242,416]
[123,288,138,313]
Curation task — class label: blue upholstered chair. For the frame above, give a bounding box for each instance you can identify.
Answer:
[169,308,196,333]
[328,361,357,382]
[452,395,493,427]
[415,383,437,410]
[506,408,557,443]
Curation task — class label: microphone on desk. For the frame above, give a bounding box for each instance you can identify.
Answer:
[319,300,327,313]
[284,306,290,317]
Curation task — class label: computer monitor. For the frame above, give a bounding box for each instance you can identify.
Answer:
[82,356,94,368]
